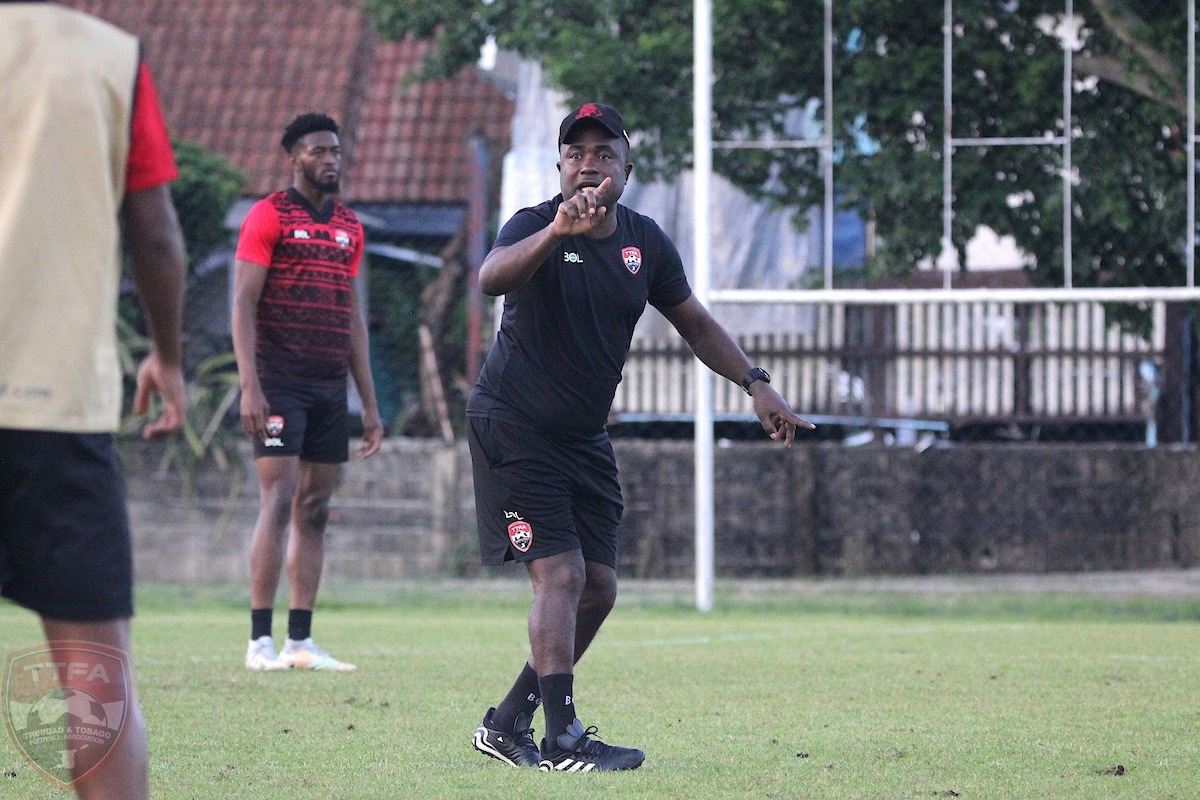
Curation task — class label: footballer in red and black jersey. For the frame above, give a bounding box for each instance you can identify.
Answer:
[235,188,364,386]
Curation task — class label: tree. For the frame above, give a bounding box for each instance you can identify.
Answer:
[364,0,1192,289]
[170,140,248,273]
[118,142,246,464]
[119,140,244,341]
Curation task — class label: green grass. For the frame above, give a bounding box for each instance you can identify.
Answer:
[2,580,1198,799]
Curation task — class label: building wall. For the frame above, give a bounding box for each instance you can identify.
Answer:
[119,439,1200,583]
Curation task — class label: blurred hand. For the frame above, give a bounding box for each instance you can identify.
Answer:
[553,176,613,237]
[357,408,384,460]
[751,384,816,447]
[133,350,187,439]
[239,384,271,442]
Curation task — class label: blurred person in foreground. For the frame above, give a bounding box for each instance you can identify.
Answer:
[233,112,382,673]
[467,103,814,772]
[0,1,188,797]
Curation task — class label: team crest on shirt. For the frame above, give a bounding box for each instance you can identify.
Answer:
[622,246,642,275]
[507,520,533,553]
[335,230,351,248]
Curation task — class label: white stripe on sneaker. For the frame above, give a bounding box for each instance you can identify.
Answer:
[541,757,596,772]
[472,728,520,767]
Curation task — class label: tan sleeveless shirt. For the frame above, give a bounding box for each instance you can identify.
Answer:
[0,4,140,432]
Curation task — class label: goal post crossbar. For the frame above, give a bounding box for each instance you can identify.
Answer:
[708,287,1200,305]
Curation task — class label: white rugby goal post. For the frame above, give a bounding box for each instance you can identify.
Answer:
[690,0,1200,610]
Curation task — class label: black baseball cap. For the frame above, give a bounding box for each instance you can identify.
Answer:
[558,103,629,146]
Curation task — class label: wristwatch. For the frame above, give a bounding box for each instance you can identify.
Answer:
[740,366,771,394]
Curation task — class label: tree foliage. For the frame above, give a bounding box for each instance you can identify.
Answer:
[119,140,244,336]
[118,141,245,455]
[366,0,1192,287]
[170,139,247,272]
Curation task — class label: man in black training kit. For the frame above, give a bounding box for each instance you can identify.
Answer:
[468,103,814,772]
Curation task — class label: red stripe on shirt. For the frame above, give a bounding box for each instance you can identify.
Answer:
[126,62,178,192]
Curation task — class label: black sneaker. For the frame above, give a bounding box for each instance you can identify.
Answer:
[472,707,541,768]
[538,718,645,772]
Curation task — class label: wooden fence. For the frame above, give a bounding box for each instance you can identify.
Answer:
[615,299,1168,426]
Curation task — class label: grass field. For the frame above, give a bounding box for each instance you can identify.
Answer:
[2,579,1198,799]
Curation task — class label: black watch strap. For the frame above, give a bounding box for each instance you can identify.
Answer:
[740,366,771,394]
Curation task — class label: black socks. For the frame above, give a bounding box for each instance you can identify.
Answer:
[252,608,313,641]
[538,672,576,746]
[250,608,272,640]
[288,608,313,641]
[494,662,542,731]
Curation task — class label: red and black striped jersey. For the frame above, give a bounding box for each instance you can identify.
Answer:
[235,188,365,386]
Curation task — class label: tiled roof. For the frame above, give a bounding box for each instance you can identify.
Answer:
[355,38,515,203]
[62,1,514,207]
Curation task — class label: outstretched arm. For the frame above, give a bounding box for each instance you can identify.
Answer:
[121,184,187,439]
[660,294,815,445]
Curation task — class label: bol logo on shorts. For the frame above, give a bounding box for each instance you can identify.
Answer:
[507,520,533,553]
[264,415,285,447]
[3,641,131,791]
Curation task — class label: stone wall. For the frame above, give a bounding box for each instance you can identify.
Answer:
[120,439,477,583]
[118,439,1200,583]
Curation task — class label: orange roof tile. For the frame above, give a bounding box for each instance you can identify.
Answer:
[62,1,514,208]
[352,37,514,204]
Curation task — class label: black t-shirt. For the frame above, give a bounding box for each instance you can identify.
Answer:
[467,197,692,438]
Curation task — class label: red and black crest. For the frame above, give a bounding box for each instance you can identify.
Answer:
[507,520,533,553]
[622,246,642,275]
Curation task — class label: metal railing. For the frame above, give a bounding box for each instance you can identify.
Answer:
[616,298,1165,427]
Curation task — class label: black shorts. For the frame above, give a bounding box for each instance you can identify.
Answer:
[468,416,623,568]
[0,429,134,621]
[254,381,349,462]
